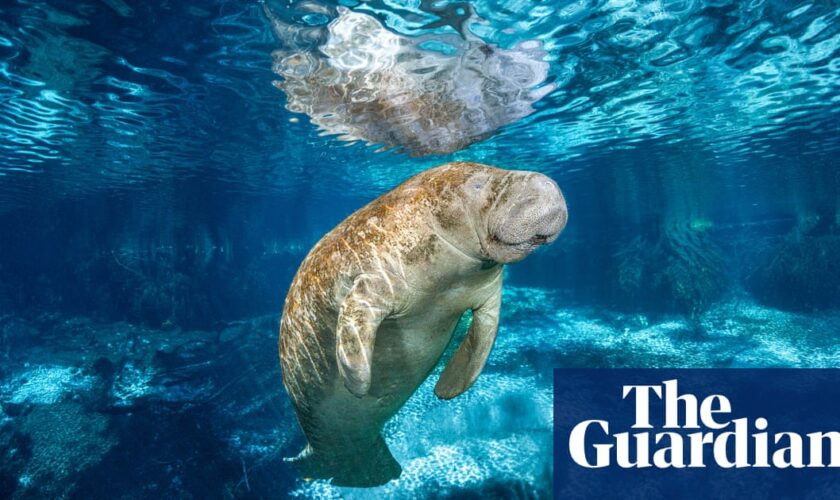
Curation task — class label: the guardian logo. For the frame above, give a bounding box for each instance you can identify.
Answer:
[568,379,840,469]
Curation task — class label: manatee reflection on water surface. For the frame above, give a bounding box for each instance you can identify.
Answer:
[266,3,553,156]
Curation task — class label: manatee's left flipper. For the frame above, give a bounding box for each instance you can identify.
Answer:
[336,274,391,398]
[435,275,502,400]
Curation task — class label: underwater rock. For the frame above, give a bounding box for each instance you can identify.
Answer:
[0,360,115,498]
[13,402,116,498]
[267,6,553,155]
[744,218,840,311]
[0,313,293,498]
[1,365,96,406]
[611,227,730,316]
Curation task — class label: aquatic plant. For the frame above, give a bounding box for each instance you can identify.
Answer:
[745,214,840,311]
[612,225,730,316]
[61,239,239,330]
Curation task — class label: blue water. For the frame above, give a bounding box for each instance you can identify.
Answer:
[0,0,838,497]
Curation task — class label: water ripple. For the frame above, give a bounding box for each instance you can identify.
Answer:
[0,0,836,209]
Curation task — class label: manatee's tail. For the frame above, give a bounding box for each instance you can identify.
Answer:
[286,435,402,487]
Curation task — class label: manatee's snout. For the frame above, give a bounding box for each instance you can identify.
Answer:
[486,172,567,263]
[528,174,567,243]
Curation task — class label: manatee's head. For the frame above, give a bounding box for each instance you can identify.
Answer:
[479,169,567,263]
[430,163,567,264]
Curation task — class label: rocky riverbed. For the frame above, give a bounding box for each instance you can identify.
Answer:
[1,287,838,498]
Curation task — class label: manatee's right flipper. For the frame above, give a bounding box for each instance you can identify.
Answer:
[287,435,402,487]
[335,274,391,398]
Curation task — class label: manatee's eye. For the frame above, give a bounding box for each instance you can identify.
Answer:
[470,181,485,191]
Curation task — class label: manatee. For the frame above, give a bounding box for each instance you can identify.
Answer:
[265,5,554,156]
[278,162,566,486]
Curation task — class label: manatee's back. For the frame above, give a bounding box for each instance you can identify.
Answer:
[277,163,481,410]
[278,178,420,410]
[278,239,343,413]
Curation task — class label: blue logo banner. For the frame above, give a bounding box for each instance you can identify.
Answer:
[554,369,840,499]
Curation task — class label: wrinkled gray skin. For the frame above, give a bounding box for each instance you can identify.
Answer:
[279,162,567,486]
